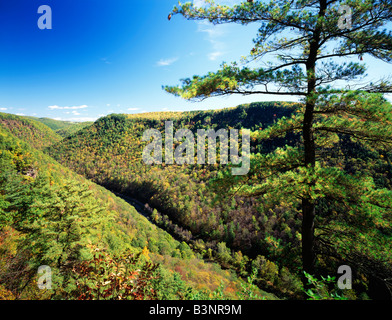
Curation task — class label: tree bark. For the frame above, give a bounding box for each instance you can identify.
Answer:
[302,99,317,275]
[301,0,327,276]
[301,197,316,274]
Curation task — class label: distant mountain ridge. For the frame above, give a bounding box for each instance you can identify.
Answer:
[25,116,93,138]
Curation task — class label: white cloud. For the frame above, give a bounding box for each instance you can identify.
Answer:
[101,57,112,65]
[53,116,98,123]
[72,117,97,122]
[157,57,178,67]
[48,105,88,110]
[0,107,7,111]
[16,113,25,116]
[194,0,240,7]
[208,51,224,61]
[194,0,239,7]
[161,107,177,112]
[193,0,206,7]
[127,107,140,111]
[197,22,226,38]
[197,22,227,60]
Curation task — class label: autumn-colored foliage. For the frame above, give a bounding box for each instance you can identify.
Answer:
[0,113,264,300]
[70,248,159,300]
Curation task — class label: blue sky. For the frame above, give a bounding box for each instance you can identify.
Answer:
[0,0,391,122]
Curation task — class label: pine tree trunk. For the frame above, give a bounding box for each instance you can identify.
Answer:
[300,0,327,277]
[302,102,317,275]
[301,199,316,275]
[302,57,318,276]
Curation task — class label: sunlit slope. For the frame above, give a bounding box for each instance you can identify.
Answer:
[0,112,61,150]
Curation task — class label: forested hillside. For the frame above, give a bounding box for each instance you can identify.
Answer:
[0,113,61,150]
[46,101,392,299]
[47,102,300,278]
[0,113,271,300]
[2,100,392,300]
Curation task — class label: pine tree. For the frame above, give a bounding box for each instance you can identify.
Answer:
[18,179,107,296]
[164,0,392,277]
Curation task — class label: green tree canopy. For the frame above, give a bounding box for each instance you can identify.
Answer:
[165,0,392,282]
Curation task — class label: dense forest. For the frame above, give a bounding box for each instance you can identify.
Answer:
[1,99,392,300]
[44,101,392,300]
[0,111,274,300]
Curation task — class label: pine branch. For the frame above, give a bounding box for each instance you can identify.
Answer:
[315,126,392,144]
